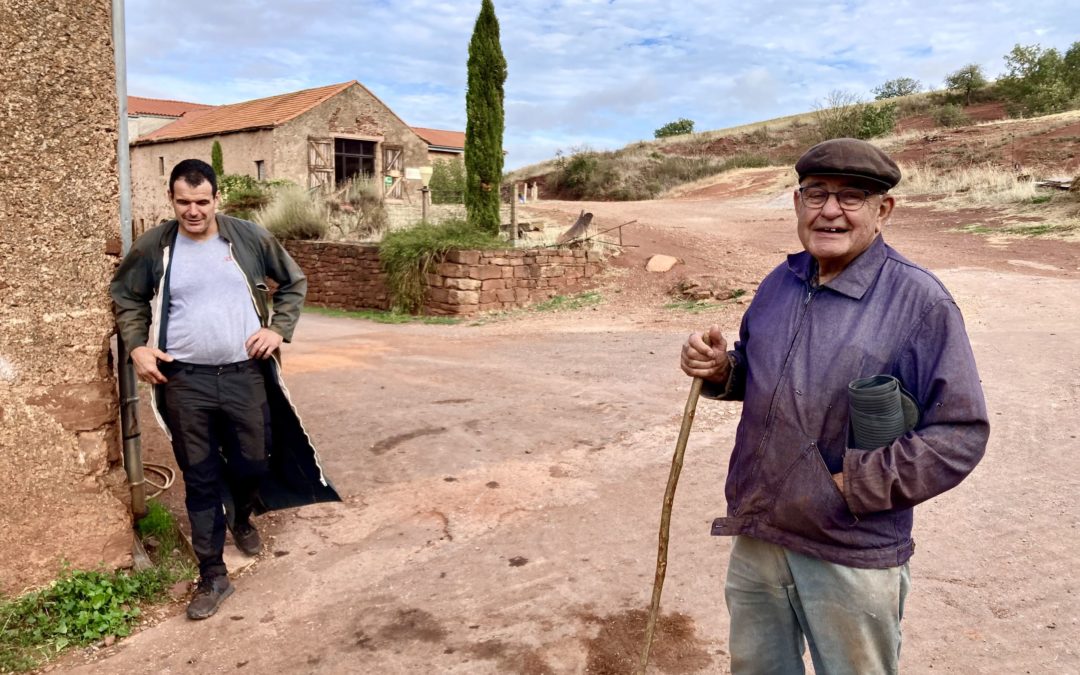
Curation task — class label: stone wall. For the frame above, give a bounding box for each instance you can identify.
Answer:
[284,242,389,311]
[0,0,132,596]
[284,242,603,315]
[426,249,602,314]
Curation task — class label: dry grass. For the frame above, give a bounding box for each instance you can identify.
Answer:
[661,166,795,199]
[895,163,1080,239]
[255,185,328,240]
[895,163,1039,206]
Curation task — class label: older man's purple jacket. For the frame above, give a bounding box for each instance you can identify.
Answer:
[706,236,989,568]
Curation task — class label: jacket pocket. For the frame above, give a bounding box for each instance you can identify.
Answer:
[767,442,860,546]
[254,282,272,323]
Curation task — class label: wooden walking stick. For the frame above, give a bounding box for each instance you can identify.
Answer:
[638,348,709,674]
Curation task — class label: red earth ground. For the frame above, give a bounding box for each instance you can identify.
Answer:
[59,169,1080,674]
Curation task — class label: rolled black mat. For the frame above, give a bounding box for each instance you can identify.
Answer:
[848,375,919,450]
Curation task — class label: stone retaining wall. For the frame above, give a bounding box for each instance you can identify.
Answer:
[426,249,602,314]
[284,241,603,315]
[284,242,389,311]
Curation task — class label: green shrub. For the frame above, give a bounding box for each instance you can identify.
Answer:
[858,102,897,138]
[932,103,970,127]
[654,118,695,138]
[428,159,466,204]
[255,185,327,240]
[379,219,503,313]
[549,149,620,199]
[218,173,258,201]
[810,91,897,142]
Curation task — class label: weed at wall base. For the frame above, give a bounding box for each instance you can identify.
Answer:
[0,500,194,673]
[379,219,504,314]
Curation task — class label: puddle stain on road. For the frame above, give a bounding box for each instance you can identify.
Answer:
[467,639,556,674]
[350,607,555,674]
[370,427,448,455]
[580,608,714,674]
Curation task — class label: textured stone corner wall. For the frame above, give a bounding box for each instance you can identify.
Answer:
[284,242,390,310]
[285,241,603,316]
[0,0,132,596]
[426,249,603,314]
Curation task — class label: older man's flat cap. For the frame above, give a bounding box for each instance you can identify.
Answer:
[795,138,902,189]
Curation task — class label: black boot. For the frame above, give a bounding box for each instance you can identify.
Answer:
[231,518,262,556]
[187,575,234,620]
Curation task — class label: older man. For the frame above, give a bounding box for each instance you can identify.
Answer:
[112,159,339,620]
[681,138,989,673]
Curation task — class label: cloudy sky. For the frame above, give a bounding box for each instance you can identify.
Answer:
[126,0,1079,169]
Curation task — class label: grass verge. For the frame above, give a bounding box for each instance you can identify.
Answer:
[304,306,461,325]
[531,291,603,312]
[0,501,194,672]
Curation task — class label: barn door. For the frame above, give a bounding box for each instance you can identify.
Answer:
[308,137,333,191]
[383,145,404,199]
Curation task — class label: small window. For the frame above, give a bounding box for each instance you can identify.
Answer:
[158,157,165,175]
[255,160,266,181]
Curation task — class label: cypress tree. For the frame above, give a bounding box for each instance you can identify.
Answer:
[211,140,224,177]
[464,0,507,235]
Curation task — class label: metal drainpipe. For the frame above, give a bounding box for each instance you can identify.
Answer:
[112,0,147,519]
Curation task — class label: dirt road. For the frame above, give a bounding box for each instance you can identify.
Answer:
[68,172,1080,674]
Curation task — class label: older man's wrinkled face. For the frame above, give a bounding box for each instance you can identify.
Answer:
[795,175,894,282]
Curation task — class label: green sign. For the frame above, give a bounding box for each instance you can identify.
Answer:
[384,176,394,186]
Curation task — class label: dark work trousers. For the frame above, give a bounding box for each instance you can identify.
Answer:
[161,359,271,579]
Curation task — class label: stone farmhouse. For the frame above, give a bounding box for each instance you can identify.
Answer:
[129,81,465,231]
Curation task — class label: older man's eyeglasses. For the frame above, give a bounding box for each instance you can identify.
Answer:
[798,187,881,210]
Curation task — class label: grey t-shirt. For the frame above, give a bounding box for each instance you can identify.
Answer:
[166,233,262,365]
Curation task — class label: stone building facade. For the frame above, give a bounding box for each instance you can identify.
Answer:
[129,82,435,233]
[0,0,131,596]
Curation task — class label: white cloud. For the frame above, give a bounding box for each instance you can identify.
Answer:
[125,0,1080,169]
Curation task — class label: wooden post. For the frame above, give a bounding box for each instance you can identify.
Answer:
[510,183,518,245]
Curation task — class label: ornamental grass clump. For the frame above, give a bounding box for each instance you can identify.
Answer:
[255,185,327,240]
[379,218,503,313]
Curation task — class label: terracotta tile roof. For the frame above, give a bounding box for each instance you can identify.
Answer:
[127,96,212,118]
[134,81,356,145]
[412,127,466,151]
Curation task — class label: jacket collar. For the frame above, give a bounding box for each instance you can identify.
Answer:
[786,235,888,300]
[158,214,235,248]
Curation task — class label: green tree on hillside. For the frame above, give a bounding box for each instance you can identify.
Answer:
[1063,41,1080,95]
[654,118,695,138]
[872,77,922,100]
[211,140,224,176]
[999,43,1071,116]
[464,0,507,235]
[944,64,988,105]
